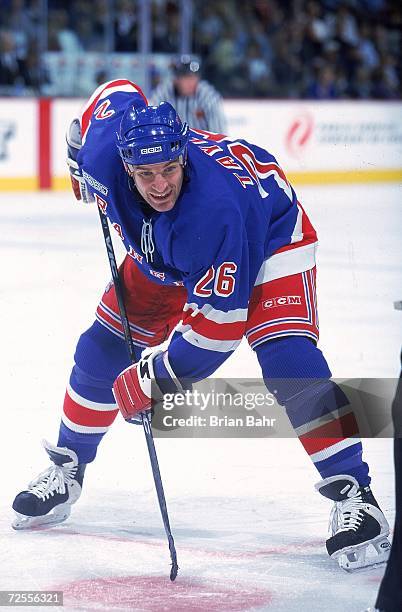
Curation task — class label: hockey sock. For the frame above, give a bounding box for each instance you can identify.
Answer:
[58,321,142,463]
[256,337,370,486]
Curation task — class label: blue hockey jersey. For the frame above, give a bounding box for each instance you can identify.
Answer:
[76,80,317,380]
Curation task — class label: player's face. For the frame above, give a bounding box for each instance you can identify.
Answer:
[129,160,184,212]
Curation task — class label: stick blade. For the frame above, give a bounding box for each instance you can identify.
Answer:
[170,561,179,581]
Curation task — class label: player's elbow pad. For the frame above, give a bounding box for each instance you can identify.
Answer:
[66,118,92,203]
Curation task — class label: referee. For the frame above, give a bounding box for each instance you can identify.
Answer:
[150,56,227,134]
[375,349,402,612]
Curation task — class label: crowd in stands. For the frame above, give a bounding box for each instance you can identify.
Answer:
[195,0,401,98]
[0,0,401,99]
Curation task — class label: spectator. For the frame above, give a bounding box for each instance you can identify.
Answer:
[6,0,31,58]
[22,40,48,93]
[47,9,83,53]
[380,53,400,92]
[151,0,181,53]
[305,63,340,99]
[334,4,360,48]
[203,28,243,95]
[240,41,273,97]
[348,65,372,98]
[0,30,25,90]
[357,22,380,71]
[75,16,105,51]
[194,2,225,51]
[303,1,332,63]
[272,36,304,98]
[114,0,137,52]
[371,63,399,99]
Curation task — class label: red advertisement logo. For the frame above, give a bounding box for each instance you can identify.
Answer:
[285,112,314,157]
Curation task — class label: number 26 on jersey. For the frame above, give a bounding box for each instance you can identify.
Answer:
[194,262,237,298]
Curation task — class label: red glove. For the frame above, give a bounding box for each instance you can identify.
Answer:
[113,353,159,420]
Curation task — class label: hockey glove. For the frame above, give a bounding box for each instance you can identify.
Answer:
[113,352,161,421]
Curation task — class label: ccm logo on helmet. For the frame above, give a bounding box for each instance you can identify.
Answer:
[263,296,302,309]
[140,146,163,154]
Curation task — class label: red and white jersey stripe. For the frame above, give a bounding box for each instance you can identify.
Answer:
[254,243,317,285]
[175,301,248,352]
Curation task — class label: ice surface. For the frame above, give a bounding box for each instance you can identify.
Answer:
[1,182,401,611]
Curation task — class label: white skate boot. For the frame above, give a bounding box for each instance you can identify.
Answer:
[316,475,391,572]
[12,440,86,530]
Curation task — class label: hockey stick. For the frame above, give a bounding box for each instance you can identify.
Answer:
[97,206,179,581]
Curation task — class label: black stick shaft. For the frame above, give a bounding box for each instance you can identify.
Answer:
[97,206,179,581]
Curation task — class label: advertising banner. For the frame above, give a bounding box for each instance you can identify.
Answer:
[0,99,37,189]
[225,101,402,184]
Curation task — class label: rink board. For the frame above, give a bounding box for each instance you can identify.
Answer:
[0,98,401,190]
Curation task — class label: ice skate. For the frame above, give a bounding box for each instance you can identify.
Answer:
[12,440,86,530]
[316,475,391,572]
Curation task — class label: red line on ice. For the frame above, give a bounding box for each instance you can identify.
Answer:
[52,575,273,611]
[35,525,322,558]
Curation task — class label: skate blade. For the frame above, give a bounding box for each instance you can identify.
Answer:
[12,505,71,530]
[336,537,391,572]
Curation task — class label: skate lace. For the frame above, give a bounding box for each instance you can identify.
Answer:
[28,465,77,501]
[329,491,365,534]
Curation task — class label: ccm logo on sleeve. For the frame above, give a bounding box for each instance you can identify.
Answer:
[263,296,302,309]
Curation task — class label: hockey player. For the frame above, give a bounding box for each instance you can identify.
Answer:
[12,79,390,572]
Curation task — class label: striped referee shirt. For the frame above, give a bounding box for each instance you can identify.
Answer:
[149,79,227,134]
